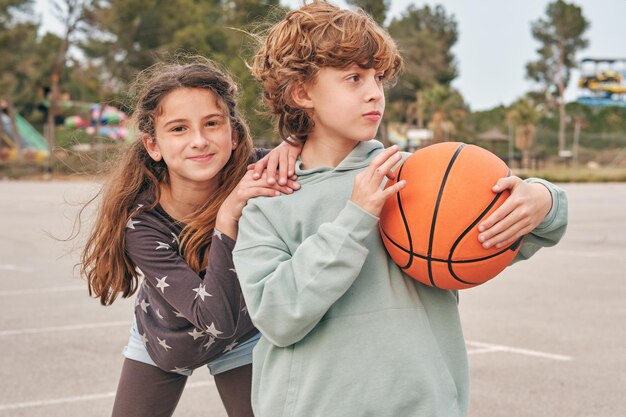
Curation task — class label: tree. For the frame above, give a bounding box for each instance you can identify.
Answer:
[386,4,458,128]
[81,0,282,141]
[508,96,543,169]
[526,0,588,154]
[346,0,389,25]
[0,0,37,159]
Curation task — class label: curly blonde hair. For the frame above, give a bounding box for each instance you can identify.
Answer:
[251,0,403,144]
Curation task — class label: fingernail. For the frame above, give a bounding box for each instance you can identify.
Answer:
[478,225,484,232]
[478,235,485,242]
[279,179,286,185]
[483,242,491,248]
[253,173,260,179]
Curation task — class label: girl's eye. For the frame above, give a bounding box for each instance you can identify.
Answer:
[347,75,360,83]
[376,73,385,82]
[206,120,218,127]
[171,126,186,133]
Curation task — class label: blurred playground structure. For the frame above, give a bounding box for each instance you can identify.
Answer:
[577,57,626,108]
[0,109,49,161]
[0,100,130,161]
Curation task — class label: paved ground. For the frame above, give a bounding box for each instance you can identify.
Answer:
[0,180,624,416]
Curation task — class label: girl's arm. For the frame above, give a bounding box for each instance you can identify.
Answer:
[126,213,249,339]
[216,169,300,240]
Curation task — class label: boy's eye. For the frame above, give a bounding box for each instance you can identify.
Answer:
[376,73,385,82]
[347,74,360,82]
[206,120,218,127]
[171,126,186,133]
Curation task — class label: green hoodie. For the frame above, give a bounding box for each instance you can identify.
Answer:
[233,140,568,417]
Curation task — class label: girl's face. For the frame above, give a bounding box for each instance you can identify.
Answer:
[300,65,385,146]
[146,88,237,191]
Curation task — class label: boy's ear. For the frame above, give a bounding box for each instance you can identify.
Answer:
[290,83,314,109]
[142,134,162,162]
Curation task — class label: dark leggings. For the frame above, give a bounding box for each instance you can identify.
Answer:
[111,358,254,417]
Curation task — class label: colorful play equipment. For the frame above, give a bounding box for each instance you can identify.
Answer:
[577,57,626,108]
[63,102,130,141]
[0,112,49,161]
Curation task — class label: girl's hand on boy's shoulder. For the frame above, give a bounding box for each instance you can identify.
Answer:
[477,176,552,249]
[216,170,300,239]
[248,140,302,186]
[351,145,406,217]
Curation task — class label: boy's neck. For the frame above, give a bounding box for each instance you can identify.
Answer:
[300,137,359,169]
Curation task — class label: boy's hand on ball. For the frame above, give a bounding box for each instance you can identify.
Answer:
[478,176,552,249]
[351,145,406,217]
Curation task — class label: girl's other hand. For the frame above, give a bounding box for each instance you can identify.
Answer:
[477,176,552,249]
[351,145,406,217]
[248,140,303,186]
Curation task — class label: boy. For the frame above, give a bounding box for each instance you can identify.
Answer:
[233,2,568,416]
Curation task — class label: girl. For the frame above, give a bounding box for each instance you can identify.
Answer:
[80,57,300,417]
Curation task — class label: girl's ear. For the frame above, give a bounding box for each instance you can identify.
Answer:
[231,130,238,150]
[290,82,314,109]
[142,134,162,162]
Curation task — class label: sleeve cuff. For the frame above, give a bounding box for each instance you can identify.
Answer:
[524,177,560,232]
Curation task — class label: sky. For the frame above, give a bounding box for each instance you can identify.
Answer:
[35,0,626,111]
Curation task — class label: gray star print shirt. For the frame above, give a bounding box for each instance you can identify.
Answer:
[125,150,266,373]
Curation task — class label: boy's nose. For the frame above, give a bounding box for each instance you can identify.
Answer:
[365,78,383,102]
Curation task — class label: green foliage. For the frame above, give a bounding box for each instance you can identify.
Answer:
[388,4,457,93]
[80,0,283,142]
[346,0,389,25]
[526,0,589,97]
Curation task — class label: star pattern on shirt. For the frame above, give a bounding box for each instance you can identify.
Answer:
[155,241,171,250]
[139,299,150,313]
[126,218,141,230]
[203,337,216,350]
[128,205,254,370]
[192,284,212,301]
[155,276,169,293]
[205,322,223,337]
[223,341,238,353]
[157,337,172,351]
[188,328,205,340]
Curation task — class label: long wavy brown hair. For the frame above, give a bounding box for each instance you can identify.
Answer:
[81,57,253,306]
[250,0,403,144]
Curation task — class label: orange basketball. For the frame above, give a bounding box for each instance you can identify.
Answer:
[379,142,522,290]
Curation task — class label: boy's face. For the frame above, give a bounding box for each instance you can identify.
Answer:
[301,65,385,145]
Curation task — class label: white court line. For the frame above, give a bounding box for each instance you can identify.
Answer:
[0,264,35,273]
[467,340,573,362]
[0,381,214,411]
[0,321,129,337]
[0,285,85,296]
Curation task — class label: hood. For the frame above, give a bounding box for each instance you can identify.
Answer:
[294,140,384,184]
